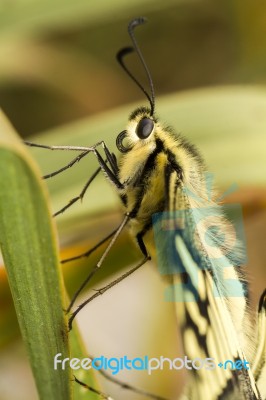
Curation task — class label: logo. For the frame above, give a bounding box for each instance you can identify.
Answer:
[54,354,250,375]
[152,173,247,301]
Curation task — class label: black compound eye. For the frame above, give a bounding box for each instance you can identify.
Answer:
[136,118,154,139]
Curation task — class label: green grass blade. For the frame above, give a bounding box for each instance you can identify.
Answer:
[70,327,100,400]
[0,110,71,400]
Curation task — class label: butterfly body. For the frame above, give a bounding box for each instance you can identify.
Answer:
[116,104,264,399]
[117,107,203,241]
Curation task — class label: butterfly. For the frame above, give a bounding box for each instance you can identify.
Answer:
[26,17,266,400]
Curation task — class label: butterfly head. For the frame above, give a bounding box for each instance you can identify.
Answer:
[116,107,160,153]
[116,17,157,154]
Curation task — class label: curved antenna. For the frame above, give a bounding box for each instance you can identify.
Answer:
[116,17,155,116]
[116,47,152,112]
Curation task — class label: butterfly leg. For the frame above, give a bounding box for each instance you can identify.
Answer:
[75,356,170,400]
[73,375,114,400]
[25,140,123,213]
[25,140,122,187]
[53,165,102,216]
[68,255,149,330]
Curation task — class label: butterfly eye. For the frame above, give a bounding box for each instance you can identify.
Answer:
[136,118,154,139]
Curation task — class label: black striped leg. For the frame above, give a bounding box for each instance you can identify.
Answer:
[53,165,102,217]
[28,144,103,216]
[73,376,114,400]
[42,150,92,179]
[76,357,170,400]
[68,255,150,330]
[66,214,130,315]
[61,229,117,264]
[25,140,122,216]
[24,140,123,189]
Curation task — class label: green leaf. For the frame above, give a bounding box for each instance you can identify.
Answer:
[0,110,71,400]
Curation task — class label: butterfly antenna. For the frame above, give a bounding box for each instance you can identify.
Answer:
[116,17,155,116]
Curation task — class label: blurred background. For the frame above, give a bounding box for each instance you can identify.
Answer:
[0,0,266,399]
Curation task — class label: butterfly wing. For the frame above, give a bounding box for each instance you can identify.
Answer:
[152,166,262,399]
[251,290,266,399]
